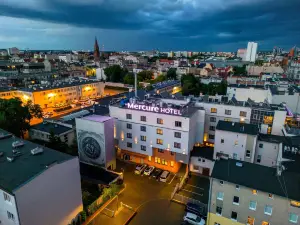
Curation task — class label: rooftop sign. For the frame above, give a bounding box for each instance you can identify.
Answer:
[126,103,182,116]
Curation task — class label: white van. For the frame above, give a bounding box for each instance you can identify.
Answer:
[160,170,170,182]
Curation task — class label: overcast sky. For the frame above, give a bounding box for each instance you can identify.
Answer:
[0,0,299,51]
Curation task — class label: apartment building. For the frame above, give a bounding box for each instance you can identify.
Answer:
[0,129,83,225]
[208,158,300,225]
[14,80,105,108]
[109,98,205,173]
[195,96,252,143]
[227,85,272,103]
[214,121,259,163]
[30,120,75,146]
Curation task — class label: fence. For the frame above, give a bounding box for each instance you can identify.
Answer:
[173,193,207,216]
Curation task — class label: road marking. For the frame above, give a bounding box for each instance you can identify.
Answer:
[185,184,204,190]
[168,174,176,185]
[182,188,203,196]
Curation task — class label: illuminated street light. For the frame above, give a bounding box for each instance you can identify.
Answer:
[48,93,56,97]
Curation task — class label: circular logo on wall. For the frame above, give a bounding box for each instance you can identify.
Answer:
[81,136,101,159]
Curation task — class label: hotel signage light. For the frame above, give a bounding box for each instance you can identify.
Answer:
[126,103,182,116]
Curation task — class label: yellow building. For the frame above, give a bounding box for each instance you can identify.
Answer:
[1,81,105,109]
[207,213,244,225]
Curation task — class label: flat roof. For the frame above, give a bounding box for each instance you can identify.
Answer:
[0,129,74,193]
[81,115,112,123]
[212,159,300,201]
[31,122,72,135]
[191,146,214,160]
[216,120,259,135]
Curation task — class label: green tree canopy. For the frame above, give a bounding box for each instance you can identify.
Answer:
[233,65,247,75]
[167,68,177,80]
[137,70,153,81]
[123,73,134,85]
[0,98,42,137]
[104,65,128,82]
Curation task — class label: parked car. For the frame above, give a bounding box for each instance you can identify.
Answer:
[134,164,147,175]
[183,212,205,225]
[144,166,155,176]
[160,170,170,182]
[185,202,204,217]
[152,168,163,179]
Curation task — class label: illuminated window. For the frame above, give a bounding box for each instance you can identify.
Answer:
[268,193,273,199]
[211,108,217,113]
[170,161,174,167]
[249,201,257,210]
[148,156,151,161]
[224,118,231,122]
[291,200,300,207]
[262,221,270,225]
[252,190,258,195]
[157,118,163,124]
[157,129,163,135]
[247,216,255,225]
[157,139,163,145]
[157,157,161,164]
[240,111,247,117]
[234,140,238,145]
[140,136,146,142]
[155,157,158,163]
[162,159,167,165]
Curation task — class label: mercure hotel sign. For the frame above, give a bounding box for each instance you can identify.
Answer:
[126,103,182,116]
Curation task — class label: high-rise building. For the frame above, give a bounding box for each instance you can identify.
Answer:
[244,42,258,62]
[94,37,100,62]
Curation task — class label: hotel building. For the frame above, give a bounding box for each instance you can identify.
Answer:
[109,98,205,173]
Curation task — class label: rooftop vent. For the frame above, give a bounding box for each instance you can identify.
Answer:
[7,156,14,162]
[232,122,235,126]
[31,147,44,155]
[0,133,12,140]
[236,162,243,167]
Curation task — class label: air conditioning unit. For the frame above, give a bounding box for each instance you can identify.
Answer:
[31,147,44,155]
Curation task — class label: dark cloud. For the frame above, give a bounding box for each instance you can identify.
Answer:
[0,0,299,50]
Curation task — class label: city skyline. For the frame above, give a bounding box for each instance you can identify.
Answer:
[0,0,299,51]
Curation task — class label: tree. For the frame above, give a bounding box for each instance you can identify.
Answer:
[233,65,247,75]
[48,130,68,152]
[167,68,177,80]
[255,60,264,66]
[104,65,128,82]
[123,73,134,85]
[137,70,153,81]
[181,74,200,96]
[146,85,154,91]
[154,75,167,83]
[0,98,42,138]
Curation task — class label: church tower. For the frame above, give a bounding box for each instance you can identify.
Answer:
[94,37,100,62]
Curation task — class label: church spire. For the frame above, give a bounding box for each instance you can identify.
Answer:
[94,36,100,62]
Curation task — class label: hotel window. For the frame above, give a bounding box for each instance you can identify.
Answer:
[268,194,273,199]
[140,136,146,141]
[7,211,14,221]
[127,142,132,148]
[141,145,146,151]
[175,121,182,127]
[221,139,224,143]
[211,108,217,113]
[231,211,238,221]
[157,128,163,135]
[247,216,255,225]
[209,126,215,131]
[174,132,181,138]
[225,109,232,115]
[126,114,132,119]
[170,161,174,167]
[126,133,132,139]
[140,116,147,122]
[148,156,151,161]
[246,150,251,158]
[210,117,216,122]
[140,126,146,132]
[217,192,224,200]
[157,118,163,124]
[257,155,261,163]
[249,201,257,210]
[252,189,258,195]
[158,149,164,153]
[233,196,240,205]
[209,134,215,140]
[264,205,272,215]
[162,159,168,165]
[289,213,298,223]
[174,142,181,149]
[156,157,161,164]
[127,123,132,129]
[155,157,158,163]
[3,192,11,202]
[157,139,163,145]
[216,206,222,215]
[240,111,247,117]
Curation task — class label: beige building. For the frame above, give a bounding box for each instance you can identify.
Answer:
[208,158,300,225]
